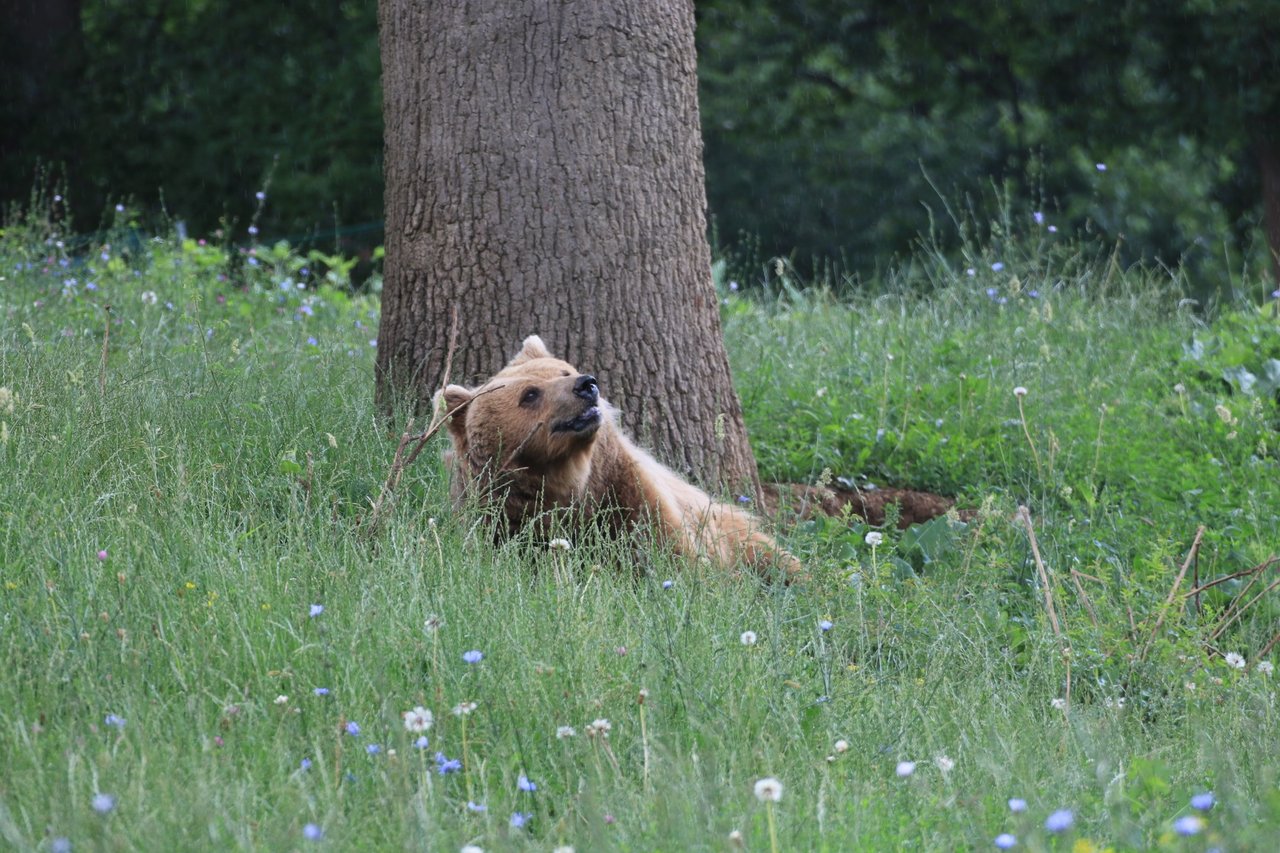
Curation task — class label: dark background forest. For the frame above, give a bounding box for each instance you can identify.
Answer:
[3,0,1278,286]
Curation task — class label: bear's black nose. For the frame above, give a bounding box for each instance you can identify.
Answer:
[574,374,599,403]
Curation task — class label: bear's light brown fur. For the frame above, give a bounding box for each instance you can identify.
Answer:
[439,336,803,580]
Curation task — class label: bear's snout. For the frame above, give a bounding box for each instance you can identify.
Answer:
[574,374,599,404]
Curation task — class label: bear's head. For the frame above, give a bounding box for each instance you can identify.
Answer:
[439,335,607,471]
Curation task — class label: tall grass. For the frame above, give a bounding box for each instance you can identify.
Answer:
[1,210,1277,850]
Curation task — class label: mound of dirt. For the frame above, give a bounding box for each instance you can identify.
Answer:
[761,482,970,528]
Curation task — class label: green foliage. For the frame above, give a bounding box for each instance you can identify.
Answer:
[2,0,383,245]
[2,210,1279,849]
[697,0,1278,284]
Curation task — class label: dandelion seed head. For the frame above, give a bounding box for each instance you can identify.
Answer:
[753,777,783,802]
[864,531,883,547]
[834,739,849,754]
[404,706,433,733]
[1224,652,1246,669]
[556,725,577,739]
[1258,661,1274,676]
[739,630,758,646]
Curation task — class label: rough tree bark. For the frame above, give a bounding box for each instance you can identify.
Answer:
[376,0,760,495]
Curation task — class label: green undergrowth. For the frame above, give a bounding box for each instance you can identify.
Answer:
[1,213,1278,851]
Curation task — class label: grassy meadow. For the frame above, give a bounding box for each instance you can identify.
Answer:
[1,205,1279,851]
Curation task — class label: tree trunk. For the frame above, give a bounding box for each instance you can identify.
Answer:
[376,0,760,496]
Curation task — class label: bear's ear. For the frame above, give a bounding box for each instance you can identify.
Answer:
[437,384,474,446]
[507,334,553,366]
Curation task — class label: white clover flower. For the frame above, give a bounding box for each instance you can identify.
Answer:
[555,725,577,739]
[834,739,849,754]
[895,761,916,778]
[1224,652,1246,670]
[1258,661,1274,676]
[934,754,955,773]
[740,630,758,646]
[864,531,883,547]
[753,777,783,802]
[403,705,434,733]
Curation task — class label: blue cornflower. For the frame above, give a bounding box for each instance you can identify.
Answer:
[51,838,72,853]
[1044,810,1074,832]
[1191,792,1215,811]
[91,793,116,815]
[345,721,361,737]
[104,714,126,729]
[300,757,312,771]
[1033,211,1044,225]
[994,833,1017,849]
[413,736,429,749]
[462,650,484,664]
[991,262,1005,272]
[819,619,834,632]
[467,801,487,813]
[307,337,318,347]
[986,287,999,299]
[1174,815,1204,836]
[435,752,462,774]
[313,687,330,696]
[662,579,674,589]
[517,773,537,792]
[310,604,324,617]
[256,191,266,201]
[736,495,751,504]
[366,744,381,755]
[1007,798,1027,813]
[248,225,259,236]
[510,811,532,829]
[302,823,323,841]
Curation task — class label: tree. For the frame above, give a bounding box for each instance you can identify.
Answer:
[375,0,760,494]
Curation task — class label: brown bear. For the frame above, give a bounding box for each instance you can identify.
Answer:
[439,335,803,580]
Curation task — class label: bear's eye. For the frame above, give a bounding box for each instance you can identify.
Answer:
[520,387,541,407]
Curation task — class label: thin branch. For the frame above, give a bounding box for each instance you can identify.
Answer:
[1016,506,1062,639]
[1139,526,1205,661]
